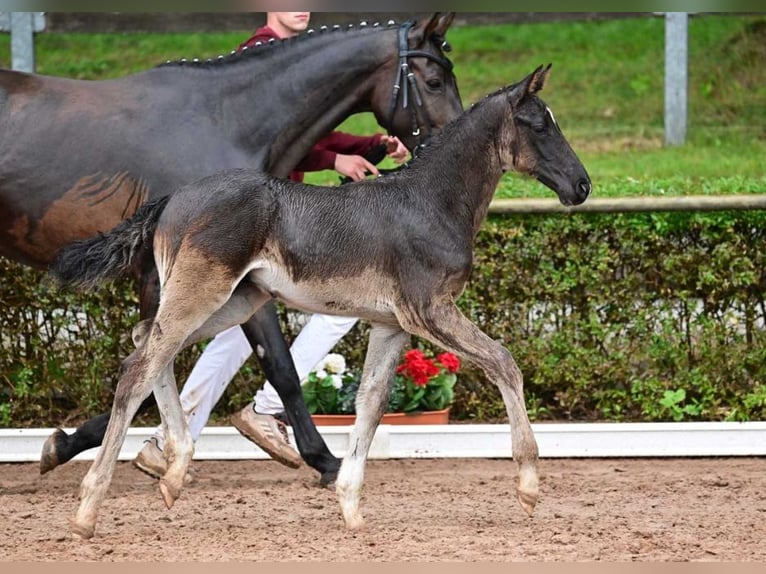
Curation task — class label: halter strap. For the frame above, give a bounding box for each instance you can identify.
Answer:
[387,20,454,148]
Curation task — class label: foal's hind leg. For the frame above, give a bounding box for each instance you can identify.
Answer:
[72,264,249,537]
[400,302,540,517]
[71,348,157,539]
[335,323,410,529]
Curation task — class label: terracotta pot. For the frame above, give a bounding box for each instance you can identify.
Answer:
[311,407,450,426]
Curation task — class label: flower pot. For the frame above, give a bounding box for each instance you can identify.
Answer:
[311,407,450,426]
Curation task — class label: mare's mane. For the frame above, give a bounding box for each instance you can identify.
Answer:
[156,19,401,71]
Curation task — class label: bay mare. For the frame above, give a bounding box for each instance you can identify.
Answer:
[0,14,462,482]
[53,65,591,538]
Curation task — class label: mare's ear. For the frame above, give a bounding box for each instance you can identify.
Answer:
[413,13,455,45]
[507,64,552,107]
[432,13,456,37]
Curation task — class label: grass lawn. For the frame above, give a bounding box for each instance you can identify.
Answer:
[1,14,763,198]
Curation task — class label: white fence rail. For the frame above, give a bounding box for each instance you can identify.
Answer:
[2,422,766,463]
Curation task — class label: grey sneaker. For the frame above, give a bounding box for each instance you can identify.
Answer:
[231,403,302,469]
[133,437,194,484]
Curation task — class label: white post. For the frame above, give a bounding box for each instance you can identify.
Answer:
[664,12,688,146]
[10,12,36,73]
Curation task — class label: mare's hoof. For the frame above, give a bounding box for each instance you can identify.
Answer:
[159,479,181,509]
[319,469,338,489]
[40,428,68,475]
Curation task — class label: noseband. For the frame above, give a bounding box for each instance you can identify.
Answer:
[388,20,454,149]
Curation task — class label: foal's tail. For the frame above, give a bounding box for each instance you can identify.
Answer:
[51,196,171,290]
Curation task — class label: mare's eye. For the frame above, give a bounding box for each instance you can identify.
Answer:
[426,79,443,90]
[532,124,546,134]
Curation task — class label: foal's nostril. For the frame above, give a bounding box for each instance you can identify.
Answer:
[577,179,592,197]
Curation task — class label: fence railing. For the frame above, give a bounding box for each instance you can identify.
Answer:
[488,194,766,215]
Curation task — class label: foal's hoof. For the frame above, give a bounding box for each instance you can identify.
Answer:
[159,479,181,509]
[70,517,95,540]
[40,428,68,475]
[516,487,538,517]
[517,463,539,517]
[343,513,366,531]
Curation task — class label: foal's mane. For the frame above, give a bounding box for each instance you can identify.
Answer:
[395,83,514,173]
[156,19,400,70]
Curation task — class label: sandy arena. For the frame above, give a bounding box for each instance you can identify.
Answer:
[1,457,764,561]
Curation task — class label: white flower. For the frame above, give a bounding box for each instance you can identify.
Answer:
[329,374,343,389]
[314,369,328,380]
[318,353,346,375]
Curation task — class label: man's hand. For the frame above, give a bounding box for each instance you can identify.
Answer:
[381,135,409,163]
[334,154,379,182]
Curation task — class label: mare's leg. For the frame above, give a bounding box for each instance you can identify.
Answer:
[40,397,153,474]
[240,302,341,483]
[40,265,162,475]
[402,301,539,516]
[335,323,409,529]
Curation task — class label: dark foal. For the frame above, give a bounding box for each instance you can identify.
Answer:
[53,65,590,539]
[0,14,463,482]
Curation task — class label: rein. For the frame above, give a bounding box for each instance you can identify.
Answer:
[387,20,454,149]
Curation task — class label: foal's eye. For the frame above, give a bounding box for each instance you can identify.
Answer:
[426,79,443,90]
[532,124,547,134]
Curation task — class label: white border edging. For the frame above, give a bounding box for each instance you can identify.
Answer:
[1,422,765,463]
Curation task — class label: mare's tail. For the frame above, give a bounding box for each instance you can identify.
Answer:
[51,196,171,290]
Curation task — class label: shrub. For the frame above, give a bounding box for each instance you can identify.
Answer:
[3,209,766,426]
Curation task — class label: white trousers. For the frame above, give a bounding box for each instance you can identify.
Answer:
[153,313,358,449]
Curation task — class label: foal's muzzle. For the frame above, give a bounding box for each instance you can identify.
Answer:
[576,178,592,201]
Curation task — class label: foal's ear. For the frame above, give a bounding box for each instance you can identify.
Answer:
[529,64,551,94]
[508,64,552,107]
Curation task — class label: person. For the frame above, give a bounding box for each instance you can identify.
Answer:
[133,11,408,478]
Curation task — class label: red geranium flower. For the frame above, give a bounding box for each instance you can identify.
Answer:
[436,352,461,373]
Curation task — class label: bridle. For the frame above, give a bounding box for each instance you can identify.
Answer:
[387,20,455,151]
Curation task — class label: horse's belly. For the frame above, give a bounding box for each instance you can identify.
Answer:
[249,266,398,323]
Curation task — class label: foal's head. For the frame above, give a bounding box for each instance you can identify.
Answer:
[500,65,591,206]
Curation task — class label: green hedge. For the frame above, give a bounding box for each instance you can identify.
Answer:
[2,210,766,427]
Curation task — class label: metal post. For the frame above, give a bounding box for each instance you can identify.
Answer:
[664,12,688,146]
[10,12,36,73]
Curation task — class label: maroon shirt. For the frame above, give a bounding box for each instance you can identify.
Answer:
[239,25,384,182]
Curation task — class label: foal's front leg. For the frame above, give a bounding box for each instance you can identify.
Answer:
[403,302,540,517]
[336,323,410,529]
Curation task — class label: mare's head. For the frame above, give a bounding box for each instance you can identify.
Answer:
[500,65,591,206]
[371,13,463,151]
